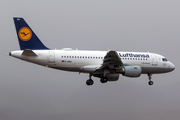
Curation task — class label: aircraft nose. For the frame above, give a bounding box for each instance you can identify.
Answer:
[169,62,175,71]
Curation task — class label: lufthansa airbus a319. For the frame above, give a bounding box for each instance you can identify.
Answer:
[9,18,175,86]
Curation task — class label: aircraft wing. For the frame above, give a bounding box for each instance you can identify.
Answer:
[98,50,123,70]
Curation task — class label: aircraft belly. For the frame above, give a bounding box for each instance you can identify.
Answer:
[141,67,173,74]
[49,66,80,72]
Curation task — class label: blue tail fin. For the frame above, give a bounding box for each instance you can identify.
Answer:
[13,17,49,50]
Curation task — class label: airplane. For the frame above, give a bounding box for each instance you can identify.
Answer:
[9,17,175,86]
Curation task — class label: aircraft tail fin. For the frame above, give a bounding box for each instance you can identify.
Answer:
[13,17,49,50]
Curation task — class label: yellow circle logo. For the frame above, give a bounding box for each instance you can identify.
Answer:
[18,27,32,41]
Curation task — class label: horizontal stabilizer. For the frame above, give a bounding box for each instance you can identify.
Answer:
[22,49,37,56]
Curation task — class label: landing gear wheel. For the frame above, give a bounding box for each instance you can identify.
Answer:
[86,79,94,86]
[100,77,108,83]
[148,81,154,85]
[147,73,154,86]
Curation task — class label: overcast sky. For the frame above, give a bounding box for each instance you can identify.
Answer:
[0,0,180,120]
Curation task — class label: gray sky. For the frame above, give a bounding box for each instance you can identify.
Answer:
[0,0,180,120]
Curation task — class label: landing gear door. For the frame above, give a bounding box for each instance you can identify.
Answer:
[151,54,157,66]
[48,51,55,63]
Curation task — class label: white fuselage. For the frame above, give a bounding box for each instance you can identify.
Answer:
[10,49,175,74]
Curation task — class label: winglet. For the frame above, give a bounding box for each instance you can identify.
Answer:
[13,17,49,50]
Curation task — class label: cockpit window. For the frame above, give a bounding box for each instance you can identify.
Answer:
[162,58,168,61]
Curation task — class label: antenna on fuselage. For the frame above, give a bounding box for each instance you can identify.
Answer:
[107,48,112,51]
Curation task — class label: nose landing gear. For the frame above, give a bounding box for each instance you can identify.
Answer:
[148,73,154,85]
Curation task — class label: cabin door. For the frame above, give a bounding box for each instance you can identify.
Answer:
[151,54,157,66]
[48,51,55,63]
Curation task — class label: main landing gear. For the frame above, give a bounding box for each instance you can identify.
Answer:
[100,77,108,83]
[148,73,154,85]
[86,74,94,86]
[86,79,94,86]
[86,74,108,86]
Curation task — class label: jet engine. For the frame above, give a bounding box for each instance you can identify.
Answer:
[122,66,142,77]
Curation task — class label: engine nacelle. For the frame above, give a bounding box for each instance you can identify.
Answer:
[106,74,119,81]
[123,66,142,77]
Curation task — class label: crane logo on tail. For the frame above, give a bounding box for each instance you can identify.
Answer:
[18,27,32,41]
